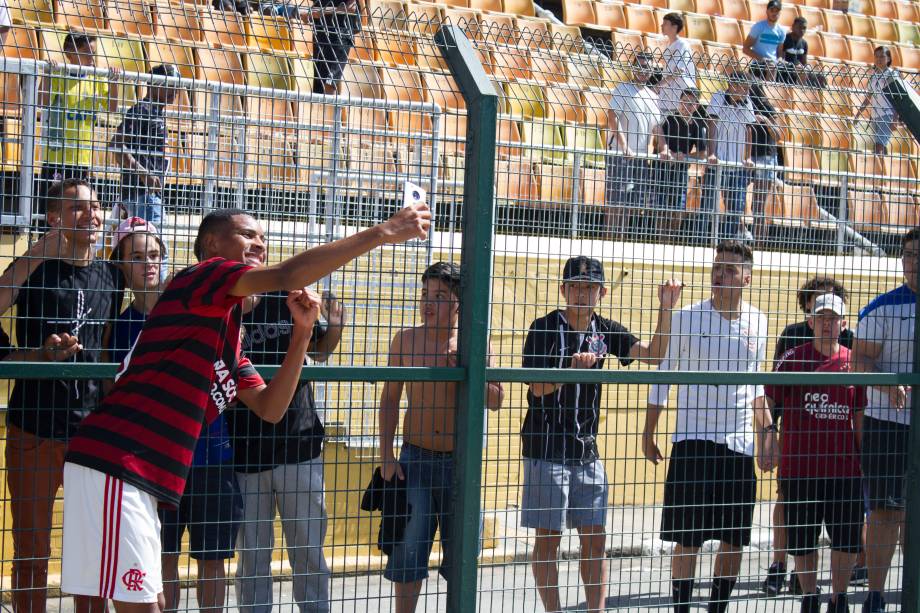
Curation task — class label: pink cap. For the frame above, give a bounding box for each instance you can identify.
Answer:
[111,217,165,259]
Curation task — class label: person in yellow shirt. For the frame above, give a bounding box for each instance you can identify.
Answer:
[37,32,120,214]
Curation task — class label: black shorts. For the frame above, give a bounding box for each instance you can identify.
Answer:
[660,440,756,548]
[861,415,908,511]
[780,476,864,556]
[159,464,243,560]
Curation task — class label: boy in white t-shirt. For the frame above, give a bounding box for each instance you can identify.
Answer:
[657,13,697,114]
[644,240,774,613]
[854,46,900,155]
[605,52,663,236]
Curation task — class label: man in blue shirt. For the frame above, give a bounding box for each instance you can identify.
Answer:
[743,0,786,68]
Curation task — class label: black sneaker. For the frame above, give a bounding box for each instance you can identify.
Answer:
[791,575,821,596]
[762,562,787,596]
[828,594,850,613]
[863,591,886,613]
[850,565,868,587]
[801,594,822,613]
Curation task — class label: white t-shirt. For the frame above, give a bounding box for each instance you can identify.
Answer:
[657,38,697,113]
[608,82,662,155]
[707,91,756,164]
[649,298,768,456]
[855,283,915,425]
[868,68,897,119]
[0,0,12,31]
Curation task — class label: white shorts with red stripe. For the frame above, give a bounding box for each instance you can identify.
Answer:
[62,463,163,603]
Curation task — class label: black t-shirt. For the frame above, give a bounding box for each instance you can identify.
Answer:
[0,325,11,361]
[782,36,808,65]
[521,309,638,464]
[115,100,168,201]
[228,291,328,472]
[772,320,855,363]
[660,113,706,155]
[8,259,123,440]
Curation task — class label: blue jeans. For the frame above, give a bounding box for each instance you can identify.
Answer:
[383,444,454,584]
[700,167,751,239]
[122,192,168,282]
[123,192,163,227]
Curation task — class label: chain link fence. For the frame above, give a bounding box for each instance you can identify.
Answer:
[0,2,919,611]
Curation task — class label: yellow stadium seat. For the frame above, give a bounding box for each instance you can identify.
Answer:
[520,121,564,163]
[478,12,518,44]
[376,31,419,65]
[531,49,569,83]
[849,150,885,189]
[56,0,107,31]
[2,25,39,119]
[145,39,195,78]
[424,70,465,110]
[442,5,480,30]
[109,0,155,37]
[883,193,920,233]
[803,30,825,57]
[894,20,919,45]
[505,0,536,16]
[197,43,245,83]
[567,54,603,88]
[544,84,583,123]
[857,0,875,15]
[437,111,467,156]
[900,44,920,71]
[442,0,469,7]
[550,23,583,46]
[340,61,386,135]
[769,183,820,227]
[886,156,918,192]
[502,80,545,118]
[819,32,850,60]
[873,0,898,18]
[872,18,897,42]
[823,10,850,35]
[248,14,294,52]
[804,0,831,9]
[516,16,552,49]
[894,0,918,22]
[697,70,727,102]
[824,88,853,116]
[849,189,886,231]
[496,158,536,201]
[783,143,820,184]
[470,0,502,10]
[347,28,378,61]
[381,68,431,138]
[199,8,251,49]
[846,36,875,63]
[564,123,605,165]
[847,13,875,38]
[684,14,715,42]
[720,0,749,20]
[580,167,607,206]
[669,0,697,11]
[644,33,669,55]
[819,115,851,149]
[713,17,744,46]
[798,6,826,31]
[785,112,821,146]
[8,0,53,24]
[778,3,800,28]
[534,163,575,205]
[366,0,408,28]
[488,43,530,79]
[695,0,723,16]
[594,2,627,29]
[407,2,444,34]
[611,27,645,51]
[703,41,739,70]
[625,4,657,33]
[495,117,523,157]
[155,2,203,43]
[581,89,611,126]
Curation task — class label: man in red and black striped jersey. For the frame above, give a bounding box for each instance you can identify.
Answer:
[60,203,431,613]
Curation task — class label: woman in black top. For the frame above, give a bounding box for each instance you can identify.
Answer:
[652,87,708,237]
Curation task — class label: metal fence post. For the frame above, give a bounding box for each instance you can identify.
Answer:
[434,24,498,613]
[903,249,920,613]
[18,71,38,225]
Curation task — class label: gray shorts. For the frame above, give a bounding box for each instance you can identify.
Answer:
[520,458,609,531]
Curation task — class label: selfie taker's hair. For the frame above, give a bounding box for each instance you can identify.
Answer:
[421,262,462,298]
[194,208,251,261]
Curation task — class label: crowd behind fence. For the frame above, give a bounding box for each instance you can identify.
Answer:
[0,4,919,612]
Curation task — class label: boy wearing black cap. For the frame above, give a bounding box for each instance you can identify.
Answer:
[522,256,682,613]
[110,63,180,229]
